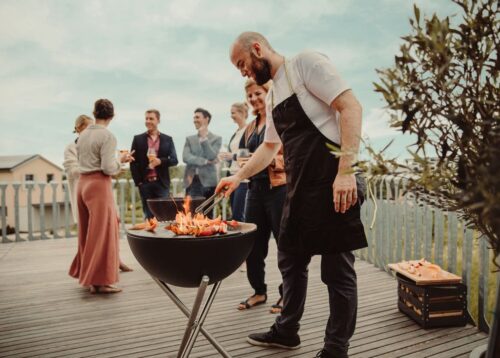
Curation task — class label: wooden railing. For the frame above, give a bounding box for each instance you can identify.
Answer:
[1,176,498,334]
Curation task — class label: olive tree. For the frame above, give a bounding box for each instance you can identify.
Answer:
[362,1,498,355]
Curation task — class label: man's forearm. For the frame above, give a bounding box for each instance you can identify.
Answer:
[338,106,362,171]
[332,92,362,172]
[235,142,280,180]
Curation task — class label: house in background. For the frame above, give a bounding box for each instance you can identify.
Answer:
[0,155,71,232]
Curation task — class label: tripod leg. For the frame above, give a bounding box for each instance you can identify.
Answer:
[176,276,209,358]
[181,280,222,358]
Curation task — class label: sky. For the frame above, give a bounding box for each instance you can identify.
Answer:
[0,0,460,167]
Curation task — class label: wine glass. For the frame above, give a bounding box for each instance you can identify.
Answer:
[147,148,157,169]
[236,148,250,168]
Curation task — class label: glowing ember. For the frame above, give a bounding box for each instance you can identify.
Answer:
[166,196,238,237]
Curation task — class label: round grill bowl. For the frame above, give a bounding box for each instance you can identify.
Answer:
[126,223,256,287]
[147,196,206,222]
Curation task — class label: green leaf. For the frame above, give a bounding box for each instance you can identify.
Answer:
[414,4,421,24]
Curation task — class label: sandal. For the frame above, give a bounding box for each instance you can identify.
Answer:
[270,297,283,314]
[238,294,267,310]
[90,285,122,294]
[119,262,133,272]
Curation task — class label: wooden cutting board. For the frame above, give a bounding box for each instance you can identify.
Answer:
[388,263,462,285]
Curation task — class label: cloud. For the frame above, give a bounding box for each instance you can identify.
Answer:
[0,0,457,167]
[362,107,400,140]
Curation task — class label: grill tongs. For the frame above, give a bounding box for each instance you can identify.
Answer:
[194,192,225,216]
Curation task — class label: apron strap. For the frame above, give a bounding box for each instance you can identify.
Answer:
[271,59,295,109]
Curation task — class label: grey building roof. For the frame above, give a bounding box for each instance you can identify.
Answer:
[0,155,62,171]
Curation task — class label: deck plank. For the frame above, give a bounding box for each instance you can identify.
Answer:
[0,237,488,357]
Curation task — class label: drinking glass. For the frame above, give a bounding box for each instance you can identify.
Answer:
[147,148,157,169]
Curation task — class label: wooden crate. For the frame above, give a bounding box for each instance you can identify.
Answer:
[396,273,468,328]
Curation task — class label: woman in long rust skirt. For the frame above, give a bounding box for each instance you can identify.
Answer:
[69,99,134,294]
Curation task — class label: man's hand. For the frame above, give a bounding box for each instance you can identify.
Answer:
[215,175,242,198]
[333,172,357,213]
[120,149,135,163]
[149,157,161,168]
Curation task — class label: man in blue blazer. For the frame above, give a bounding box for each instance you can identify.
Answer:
[130,109,178,219]
[183,107,222,199]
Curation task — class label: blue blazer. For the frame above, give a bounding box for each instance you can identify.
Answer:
[130,132,178,187]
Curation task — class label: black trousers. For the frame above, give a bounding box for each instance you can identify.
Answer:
[244,181,286,296]
[274,250,357,355]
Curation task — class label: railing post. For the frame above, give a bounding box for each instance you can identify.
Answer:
[403,181,412,260]
[118,179,126,234]
[448,212,458,273]
[38,182,48,240]
[12,182,23,242]
[26,182,35,241]
[394,177,402,263]
[131,183,136,226]
[51,182,60,239]
[414,203,421,259]
[377,179,385,268]
[463,227,474,320]
[383,178,392,268]
[424,207,433,260]
[0,183,10,243]
[486,275,500,358]
[62,181,71,238]
[434,209,444,267]
[478,236,490,333]
[371,178,378,266]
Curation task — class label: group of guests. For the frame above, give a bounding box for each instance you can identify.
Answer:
[63,83,284,313]
[64,30,368,358]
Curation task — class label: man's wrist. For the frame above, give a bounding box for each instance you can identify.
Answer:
[235,172,246,182]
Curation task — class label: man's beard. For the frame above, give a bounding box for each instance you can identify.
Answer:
[251,54,272,85]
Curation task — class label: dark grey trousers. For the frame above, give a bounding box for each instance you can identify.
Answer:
[274,250,357,354]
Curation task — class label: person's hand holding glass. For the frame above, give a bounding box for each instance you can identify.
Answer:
[119,149,135,164]
[236,148,251,168]
[218,147,232,173]
[147,148,158,169]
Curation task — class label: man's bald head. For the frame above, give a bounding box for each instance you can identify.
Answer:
[230,32,277,85]
[233,31,274,53]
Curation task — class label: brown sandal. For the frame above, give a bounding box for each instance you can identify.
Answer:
[90,285,122,294]
[119,262,133,272]
[238,294,267,310]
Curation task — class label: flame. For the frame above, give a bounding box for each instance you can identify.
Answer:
[166,196,228,237]
[182,195,192,215]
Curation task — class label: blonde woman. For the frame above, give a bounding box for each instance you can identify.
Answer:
[237,79,286,314]
[63,115,93,223]
[69,99,134,293]
[218,102,249,223]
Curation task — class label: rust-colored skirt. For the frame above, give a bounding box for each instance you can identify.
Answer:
[69,172,119,286]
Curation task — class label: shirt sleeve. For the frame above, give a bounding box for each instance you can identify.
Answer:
[100,132,121,176]
[297,51,350,106]
[263,89,282,144]
[63,143,80,180]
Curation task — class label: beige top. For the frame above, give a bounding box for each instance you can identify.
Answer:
[77,124,121,176]
[63,141,80,222]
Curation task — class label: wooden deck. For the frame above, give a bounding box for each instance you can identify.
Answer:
[0,237,488,358]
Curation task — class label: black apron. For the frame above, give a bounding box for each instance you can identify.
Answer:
[271,61,367,255]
